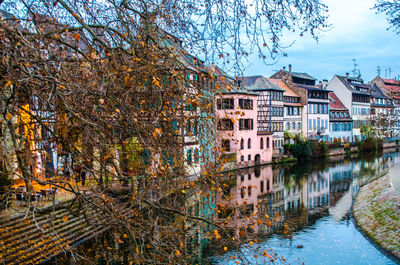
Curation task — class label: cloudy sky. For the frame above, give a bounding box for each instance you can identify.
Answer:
[243,0,400,82]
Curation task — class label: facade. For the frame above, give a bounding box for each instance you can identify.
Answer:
[327,74,371,141]
[269,79,303,141]
[215,86,273,169]
[371,76,400,138]
[369,84,395,138]
[271,65,330,140]
[240,76,285,155]
[328,92,353,142]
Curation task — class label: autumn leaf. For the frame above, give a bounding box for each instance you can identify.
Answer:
[73,33,80,41]
[62,215,68,223]
[152,76,160,87]
[153,127,162,138]
[174,249,181,256]
[213,229,221,239]
[5,80,12,88]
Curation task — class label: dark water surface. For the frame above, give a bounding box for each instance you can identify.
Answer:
[213,150,400,265]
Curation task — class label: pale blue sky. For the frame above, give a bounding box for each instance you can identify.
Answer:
[243,0,400,83]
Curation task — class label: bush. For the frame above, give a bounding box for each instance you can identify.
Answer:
[358,137,377,152]
[344,142,351,150]
[286,136,313,160]
[312,141,328,157]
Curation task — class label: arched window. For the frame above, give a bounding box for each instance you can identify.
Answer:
[240,139,244,150]
[247,138,251,149]
[260,138,264,149]
[267,137,270,149]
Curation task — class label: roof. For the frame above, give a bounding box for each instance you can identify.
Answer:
[381,78,400,99]
[296,83,331,92]
[370,84,387,99]
[329,92,348,111]
[268,79,300,97]
[382,78,400,86]
[335,75,371,95]
[290,71,317,81]
[240,76,284,92]
[209,66,257,96]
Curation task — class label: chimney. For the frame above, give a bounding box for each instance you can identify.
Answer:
[345,72,349,78]
[288,64,292,74]
[323,79,328,89]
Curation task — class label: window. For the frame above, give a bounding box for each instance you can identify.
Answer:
[267,137,270,149]
[194,148,199,163]
[217,98,234,109]
[248,155,251,161]
[260,138,264,149]
[222,140,230,152]
[241,155,244,162]
[239,119,254,130]
[217,119,234,130]
[240,139,244,150]
[260,181,264,193]
[187,149,192,165]
[239,99,253,110]
[248,138,251,149]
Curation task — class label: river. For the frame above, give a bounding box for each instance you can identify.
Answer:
[212,149,400,265]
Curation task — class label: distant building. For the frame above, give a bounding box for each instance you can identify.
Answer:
[371,76,400,138]
[269,79,303,142]
[328,92,353,142]
[272,65,330,141]
[240,76,285,156]
[369,84,395,138]
[215,76,273,169]
[327,74,371,141]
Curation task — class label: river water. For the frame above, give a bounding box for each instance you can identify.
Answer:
[213,150,400,265]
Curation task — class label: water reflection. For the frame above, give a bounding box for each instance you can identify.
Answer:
[215,149,400,264]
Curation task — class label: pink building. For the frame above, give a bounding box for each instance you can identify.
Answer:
[216,88,273,169]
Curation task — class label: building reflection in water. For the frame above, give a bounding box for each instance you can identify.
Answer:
[216,150,400,240]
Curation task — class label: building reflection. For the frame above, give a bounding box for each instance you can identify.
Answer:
[216,150,400,239]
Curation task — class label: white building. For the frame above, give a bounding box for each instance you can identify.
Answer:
[327,74,371,141]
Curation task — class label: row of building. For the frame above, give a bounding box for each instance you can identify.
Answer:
[213,64,400,169]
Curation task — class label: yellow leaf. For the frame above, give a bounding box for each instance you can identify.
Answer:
[5,112,12,120]
[181,189,186,194]
[224,246,228,251]
[175,249,181,256]
[152,76,160,87]
[5,81,12,88]
[62,215,68,223]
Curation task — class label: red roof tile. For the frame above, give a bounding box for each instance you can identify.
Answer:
[329,92,348,110]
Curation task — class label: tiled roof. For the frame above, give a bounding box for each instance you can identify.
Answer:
[268,78,300,97]
[370,84,387,99]
[382,79,400,86]
[381,79,400,99]
[329,92,347,110]
[240,75,284,92]
[291,71,317,81]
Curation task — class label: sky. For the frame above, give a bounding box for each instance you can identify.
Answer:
[242,0,400,83]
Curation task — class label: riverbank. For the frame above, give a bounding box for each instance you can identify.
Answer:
[353,164,400,261]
